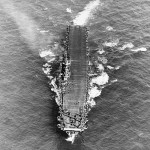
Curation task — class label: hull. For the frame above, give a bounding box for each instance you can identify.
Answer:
[57,25,89,142]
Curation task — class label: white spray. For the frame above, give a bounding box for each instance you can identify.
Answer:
[73,0,102,26]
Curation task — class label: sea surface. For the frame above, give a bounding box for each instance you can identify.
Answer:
[0,0,150,150]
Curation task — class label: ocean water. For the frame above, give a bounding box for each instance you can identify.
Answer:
[0,0,150,150]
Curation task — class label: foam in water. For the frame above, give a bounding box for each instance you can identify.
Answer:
[98,56,108,64]
[42,66,51,75]
[115,66,121,70]
[97,48,105,54]
[66,8,72,13]
[88,69,109,108]
[87,55,109,104]
[39,42,62,62]
[73,0,101,26]
[119,42,134,50]
[39,49,56,63]
[106,26,114,31]
[39,50,55,58]
[88,86,102,99]
[107,65,114,70]
[87,98,96,107]
[103,39,119,47]
[107,65,121,70]
[39,30,49,33]
[97,64,104,71]
[111,79,118,83]
[131,47,147,52]
[90,72,109,86]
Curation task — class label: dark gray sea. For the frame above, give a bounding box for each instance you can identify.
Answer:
[0,0,150,149]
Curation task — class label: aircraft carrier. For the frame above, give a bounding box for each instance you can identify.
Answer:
[51,25,90,143]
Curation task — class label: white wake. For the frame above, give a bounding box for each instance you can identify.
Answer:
[73,0,101,26]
